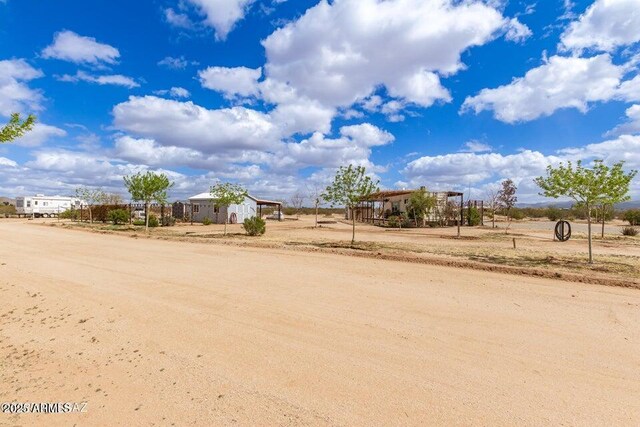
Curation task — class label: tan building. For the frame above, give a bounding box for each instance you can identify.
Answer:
[348,189,468,226]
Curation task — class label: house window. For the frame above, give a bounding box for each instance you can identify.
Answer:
[392,201,400,214]
[192,204,200,214]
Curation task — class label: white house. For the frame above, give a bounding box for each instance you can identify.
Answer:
[16,194,83,218]
[187,192,283,224]
[188,192,258,224]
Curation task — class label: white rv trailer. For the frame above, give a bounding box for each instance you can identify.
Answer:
[15,194,83,218]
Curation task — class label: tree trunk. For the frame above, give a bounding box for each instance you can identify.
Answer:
[315,200,319,228]
[88,205,93,224]
[145,202,149,232]
[352,214,356,245]
[224,217,228,236]
[601,205,606,239]
[587,204,593,264]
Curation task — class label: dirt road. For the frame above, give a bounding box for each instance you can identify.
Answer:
[1,221,639,426]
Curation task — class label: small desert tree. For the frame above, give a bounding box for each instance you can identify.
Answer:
[1,113,35,143]
[534,160,637,264]
[123,171,173,231]
[486,189,500,228]
[210,182,247,236]
[498,179,517,234]
[306,184,324,227]
[323,165,379,244]
[290,191,305,219]
[407,188,436,227]
[75,186,106,224]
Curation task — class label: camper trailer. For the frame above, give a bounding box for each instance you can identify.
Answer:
[15,194,83,218]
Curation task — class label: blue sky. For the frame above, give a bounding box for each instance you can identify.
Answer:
[1,0,639,202]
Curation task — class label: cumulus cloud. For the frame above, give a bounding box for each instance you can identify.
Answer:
[402,135,640,201]
[274,123,394,170]
[560,0,640,52]
[112,96,279,152]
[41,30,120,65]
[182,0,255,40]
[57,71,139,88]
[261,0,510,112]
[12,123,67,147]
[461,54,624,123]
[198,66,261,97]
[618,74,640,102]
[0,59,44,115]
[462,140,492,153]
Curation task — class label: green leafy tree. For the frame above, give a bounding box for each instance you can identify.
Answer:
[123,171,173,231]
[1,113,36,143]
[210,182,247,236]
[75,186,106,224]
[407,188,436,227]
[322,165,379,244]
[534,160,637,264]
[498,179,518,234]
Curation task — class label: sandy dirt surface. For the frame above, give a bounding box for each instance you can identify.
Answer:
[1,220,640,426]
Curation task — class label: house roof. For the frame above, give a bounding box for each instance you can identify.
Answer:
[361,189,464,201]
[188,192,259,202]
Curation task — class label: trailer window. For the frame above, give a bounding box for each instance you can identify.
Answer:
[26,201,31,207]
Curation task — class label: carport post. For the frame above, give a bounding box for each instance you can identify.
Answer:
[278,204,282,222]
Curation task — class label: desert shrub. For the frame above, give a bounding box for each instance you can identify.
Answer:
[202,217,212,226]
[622,226,639,236]
[148,214,159,228]
[243,216,266,236]
[623,209,640,226]
[133,219,145,226]
[107,209,129,225]
[468,206,481,226]
[387,215,409,228]
[161,216,176,227]
[546,206,564,221]
[509,208,525,220]
[60,208,80,220]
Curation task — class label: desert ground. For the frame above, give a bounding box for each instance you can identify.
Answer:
[1,219,640,426]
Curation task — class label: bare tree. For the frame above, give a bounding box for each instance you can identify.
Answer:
[290,192,305,219]
[485,189,501,229]
[306,184,324,227]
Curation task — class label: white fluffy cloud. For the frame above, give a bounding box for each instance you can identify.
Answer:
[402,135,640,201]
[57,71,139,88]
[261,0,511,111]
[462,54,624,123]
[182,0,255,40]
[560,0,640,52]
[0,59,44,115]
[618,74,640,102]
[198,66,261,97]
[112,96,279,152]
[13,123,67,147]
[273,123,394,170]
[41,31,120,65]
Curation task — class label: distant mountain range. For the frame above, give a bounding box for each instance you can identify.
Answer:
[518,200,640,209]
[0,197,15,206]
